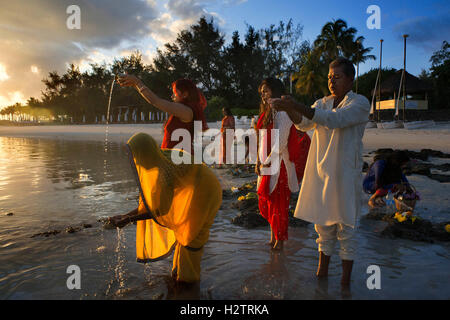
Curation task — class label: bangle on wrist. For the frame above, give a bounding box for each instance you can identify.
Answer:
[136,82,146,91]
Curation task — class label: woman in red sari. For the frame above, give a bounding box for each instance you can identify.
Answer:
[117,75,208,153]
[256,78,310,250]
[219,107,235,166]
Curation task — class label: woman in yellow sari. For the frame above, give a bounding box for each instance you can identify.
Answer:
[108,133,222,283]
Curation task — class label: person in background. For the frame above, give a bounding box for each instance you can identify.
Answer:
[219,107,235,167]
[363,151,411,208]
[271,57,370,287]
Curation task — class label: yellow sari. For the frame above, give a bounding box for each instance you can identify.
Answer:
[127,133,222,282]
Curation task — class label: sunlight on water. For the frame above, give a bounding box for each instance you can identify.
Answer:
[0,136,448,300]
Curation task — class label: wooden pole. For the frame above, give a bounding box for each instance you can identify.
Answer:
[378,39,383,122]
[402,34,408,122]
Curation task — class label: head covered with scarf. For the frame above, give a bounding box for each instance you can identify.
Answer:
[126,132,222,263]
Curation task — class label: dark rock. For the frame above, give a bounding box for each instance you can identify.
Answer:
[288,213,310,227]
[408,163,432,176]
[222,189,234,200]
[378,215,450,243]
[83,224,92,228]
[372,148,449,183]
[432,222,450,241]
[231,197,259,213]
[363,210,392,221]
[375,148,450,162]
[231,195,309,229]
[5,212,13,216]
[231,211,268,228]
[31,230,61,238]
[420,149,450,159]
[429,174,450,183]
[65,226,81,234]
[435,163,450,172]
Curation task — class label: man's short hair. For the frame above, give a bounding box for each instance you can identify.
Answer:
[329,57,355,80]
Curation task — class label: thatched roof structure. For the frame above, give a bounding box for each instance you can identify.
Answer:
[372,69,432,95]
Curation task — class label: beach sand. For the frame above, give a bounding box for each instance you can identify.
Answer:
[1,121,449,152]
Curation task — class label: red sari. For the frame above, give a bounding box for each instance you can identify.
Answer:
[220,115,235,164]
[256,114,290,241]
[256,112,310,241]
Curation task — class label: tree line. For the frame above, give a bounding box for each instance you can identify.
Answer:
[1,17,448,122]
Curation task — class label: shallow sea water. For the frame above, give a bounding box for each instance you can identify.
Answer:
[0,136,449,300]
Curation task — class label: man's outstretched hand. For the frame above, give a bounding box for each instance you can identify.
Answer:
[269,96,305,124]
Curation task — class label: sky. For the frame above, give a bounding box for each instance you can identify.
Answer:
[0,0,449,109]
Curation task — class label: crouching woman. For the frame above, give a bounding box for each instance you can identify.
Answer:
[108,133,222,283]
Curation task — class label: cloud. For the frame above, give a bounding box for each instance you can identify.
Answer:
[147,0,225,49]
[393,12,450,52]
[0,0,232,109]
[0,0,159,108]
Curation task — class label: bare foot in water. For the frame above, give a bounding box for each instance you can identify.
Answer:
[272,240,284,251]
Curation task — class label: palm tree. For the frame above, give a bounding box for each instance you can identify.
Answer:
[293,48,328,100]
[313,19,357,62]
[350,36,376,93]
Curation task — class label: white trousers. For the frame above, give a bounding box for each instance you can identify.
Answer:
[314,224,357,261]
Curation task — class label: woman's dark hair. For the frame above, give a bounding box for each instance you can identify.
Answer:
[258,78,285,128]
[172,79,201,105]
[223,107,233,116]
[376,151,410,187]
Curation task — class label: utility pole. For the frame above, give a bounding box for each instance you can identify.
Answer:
[402,34,409,122]
[377,39,383,123]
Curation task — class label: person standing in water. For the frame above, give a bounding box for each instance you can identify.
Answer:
[271,58,370,287]
[256,78,310,251]
[117,75,208,154]
[108,133,222,284]
[219,107,235,167]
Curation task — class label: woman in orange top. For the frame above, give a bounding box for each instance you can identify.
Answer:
[219,107,235,166]
[117,75,208,154]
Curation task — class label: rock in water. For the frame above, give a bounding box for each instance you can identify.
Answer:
[432,222,450,241]
[288,213,310,227]
[65,226,80,234]
[381,218,435,243]
[379,216,450,243]
[96,245,106,253]
[231,196,310,229]
[31,230,61,238]
[232,211,268,228]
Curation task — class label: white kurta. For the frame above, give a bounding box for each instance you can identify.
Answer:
[257,111,299,194]
[294,91,370,228]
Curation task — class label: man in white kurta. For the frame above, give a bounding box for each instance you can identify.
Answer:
[271,58,370,286]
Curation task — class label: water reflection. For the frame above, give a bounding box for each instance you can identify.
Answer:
[241,251,290,299]
[0,136,449,300]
